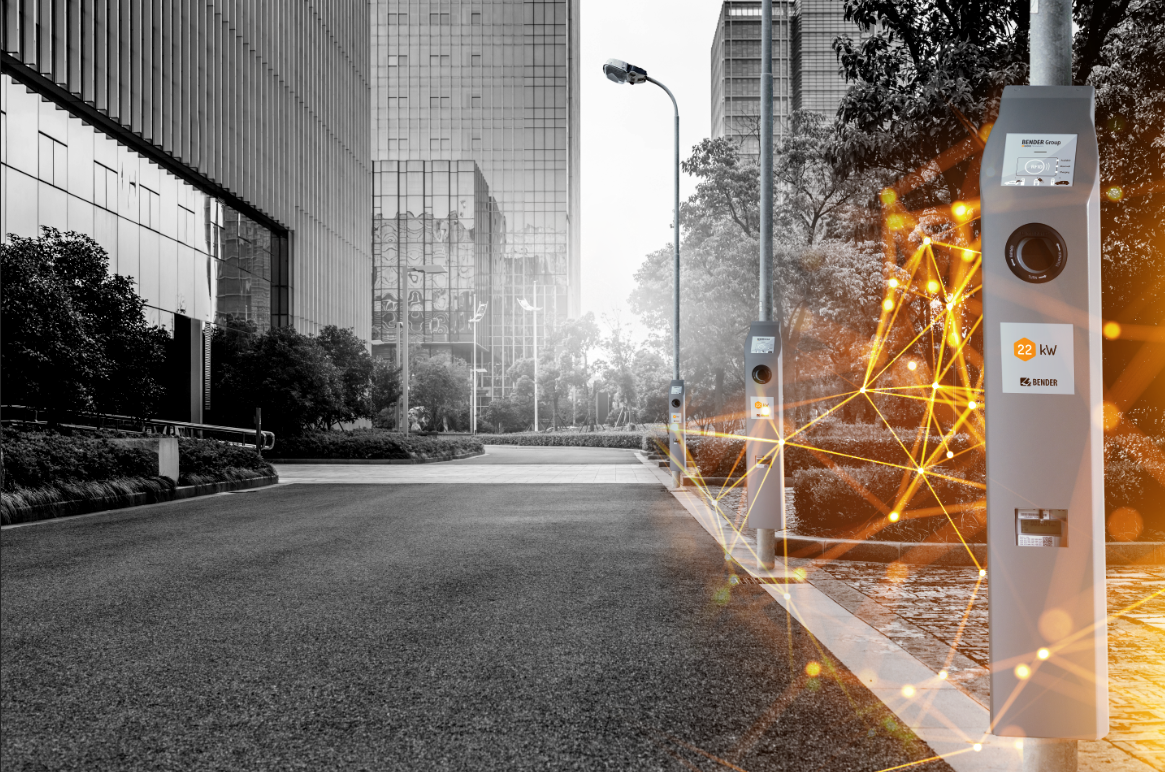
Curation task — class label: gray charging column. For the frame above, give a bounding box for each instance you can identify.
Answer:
[744,322,784,566]
[668,380,687,488]
[981,86,1107,750]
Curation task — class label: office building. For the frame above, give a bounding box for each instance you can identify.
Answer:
[710,1,794,157]
[370,0,580,403]
[710,0,865,156]
[1,2,371,422]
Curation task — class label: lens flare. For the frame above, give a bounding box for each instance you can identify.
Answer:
[889,511,900,522]
[907,361,917,371]
[902,685,915,697]
[1103,321,1121,339]
[1037,648,1050,660]
[1015,664,1031,680]
[927,280,939,293]
[883,298,895,311]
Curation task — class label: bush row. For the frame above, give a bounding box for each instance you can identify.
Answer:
[2,429,157,490]
[476,432,649,450]
[267,430,483,460]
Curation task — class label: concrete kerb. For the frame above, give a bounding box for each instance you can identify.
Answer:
[634,450,1157,772]
[270,449,485,465]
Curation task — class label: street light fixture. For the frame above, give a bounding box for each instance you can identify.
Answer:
[399,265,448,434]
[603,56,682,485]
[517,296,542,432]
[469,302,488,434]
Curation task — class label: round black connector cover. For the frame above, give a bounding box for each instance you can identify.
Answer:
[1004,223,1068,283]
[670,398,681,408]
[752,364,773,384]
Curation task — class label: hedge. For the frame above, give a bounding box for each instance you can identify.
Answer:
[476,432,649,450]
[268,429,483,460]
[790,464,984,541]
[1,429,276,525]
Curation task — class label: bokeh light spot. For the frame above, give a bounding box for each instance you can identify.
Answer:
[927,280,939,293]
[806,661,822,677]
[902,685,915,697]
[1103,321,1121,339]
[1037,648,1050,660]
[880,188,897,205]
[883,298,895,311]
[1106,185,1124,201]
[938,670,948,680]
[962,249,976,261]
[1015,664,1031,680]
[1108,507,1144,542]
[907,361,917,371]
[1038,608,1073,643]
[889,511,900,522]
[1102,401,1122,431]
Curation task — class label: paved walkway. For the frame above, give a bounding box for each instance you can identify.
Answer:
[679,469,1165,771]
[275,445,660,484]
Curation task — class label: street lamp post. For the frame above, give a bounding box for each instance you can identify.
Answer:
[517,296,542,432]
[400,265,448,435]
[603,57,683,486]
[469,302,488,434]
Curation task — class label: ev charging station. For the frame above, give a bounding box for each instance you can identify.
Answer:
[668,379,687,485]
[981,86,1107,744]
[744,322,784,532]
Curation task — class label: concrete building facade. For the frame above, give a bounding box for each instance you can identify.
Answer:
[1,1,371,422]
[370,0,579,403]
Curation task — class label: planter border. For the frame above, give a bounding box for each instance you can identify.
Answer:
[774,532,1164,566]
[270,449,484,465]
[2,475,279,527]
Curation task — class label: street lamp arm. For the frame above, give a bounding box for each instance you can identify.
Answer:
[647,76,681,381]
[645,76,678,120]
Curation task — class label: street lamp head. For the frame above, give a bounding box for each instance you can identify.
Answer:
[517,298,542,312]
[603,58,648,85]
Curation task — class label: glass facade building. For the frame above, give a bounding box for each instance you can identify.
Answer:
[1,2,370,422]
[710,1,794,158]
[710,0,866,157]
[371,0,580,401]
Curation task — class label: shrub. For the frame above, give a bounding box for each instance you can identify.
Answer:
[2,429,156,490]
[2,477,176,526]
[177,437,274,486]
[476,432,646,450]
[268,430,483,460]
[791,464,983,538]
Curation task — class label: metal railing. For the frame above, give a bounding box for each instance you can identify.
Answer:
[0,405,275,451]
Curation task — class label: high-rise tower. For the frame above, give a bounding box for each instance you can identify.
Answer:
[370,1,580,404]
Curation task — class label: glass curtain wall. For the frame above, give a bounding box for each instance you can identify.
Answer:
[371,1,573,401]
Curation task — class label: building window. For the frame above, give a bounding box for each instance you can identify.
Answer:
[430,12,451,24]
[38,133,68,188]
[429,54,451,66]
[471,95,482,109]
[471,12,482,24]
[178,204,194,243]
[139,186,161,229]
[471,54,482,66]
[430,96,451,109]
[93,161,118,210]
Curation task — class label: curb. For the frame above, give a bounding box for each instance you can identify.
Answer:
[269,450,484,465]
[2,475,280,527]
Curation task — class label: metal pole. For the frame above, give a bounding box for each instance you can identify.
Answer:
[756,0,777,569]
[254,407,262,456]
[1030,0,1073,87]
[533,296,539,432]
[472,319,477,434]
[402,318,409,435]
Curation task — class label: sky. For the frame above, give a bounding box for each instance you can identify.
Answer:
[579,0,726,344]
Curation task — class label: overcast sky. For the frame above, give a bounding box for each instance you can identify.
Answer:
[579,0,726,343]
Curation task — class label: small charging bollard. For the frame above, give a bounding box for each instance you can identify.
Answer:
[744,322,783,546]
[982,86,1107,745]
[668,379,687,487]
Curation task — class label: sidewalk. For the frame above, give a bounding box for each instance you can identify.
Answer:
[636,451,1165,771]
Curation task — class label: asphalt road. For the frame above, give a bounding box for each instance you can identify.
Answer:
[1,475,953,771]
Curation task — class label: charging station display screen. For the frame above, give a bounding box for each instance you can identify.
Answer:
[1001,134,1078,187]
[1020,520,1063,536]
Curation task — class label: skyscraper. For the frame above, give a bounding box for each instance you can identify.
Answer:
[370,1,580,404]
[710,0,866,157]
[710,1,795,157]
[1,2,371,422]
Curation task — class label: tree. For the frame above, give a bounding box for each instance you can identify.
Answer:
[215,325,344,436]
[370,359,402,428]
[316,325,374,427]
[410,354,470,432]
[555,313,602,427]
[1,228,169,418]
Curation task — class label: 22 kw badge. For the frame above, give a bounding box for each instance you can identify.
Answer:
[1000,322,1074,395]
[749,397,774,420]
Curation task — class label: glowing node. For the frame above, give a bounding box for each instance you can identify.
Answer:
[962,249,975,261]
[922,236,932,245]
[968,401,978,409]
[1015,664,1031,680]
[1106,185,1123,202]
[882,298,895,311]
[974,743,983,752]
[889,511,900,522]
[948,333,960,346]
[932,383,940,390]
[1103,321,1121,339]
[860,386,867,394]
[888,277,899,288]
[902,685,915,698]
[1102,401,1122,432]
[917,466,925,474]
[979,569,986,577]
[927,280,939,293]
[880,188,897,205]
[907,361,917,371]
[952,202,968,218]
[946,302,954,310]
[805,661,822,677]
[1037,648,1050,660]
[783,593,791,600]
[938,670,948,680]
[946,451,954,459]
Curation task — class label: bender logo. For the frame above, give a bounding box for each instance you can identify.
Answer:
[1001,323,1074,395]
